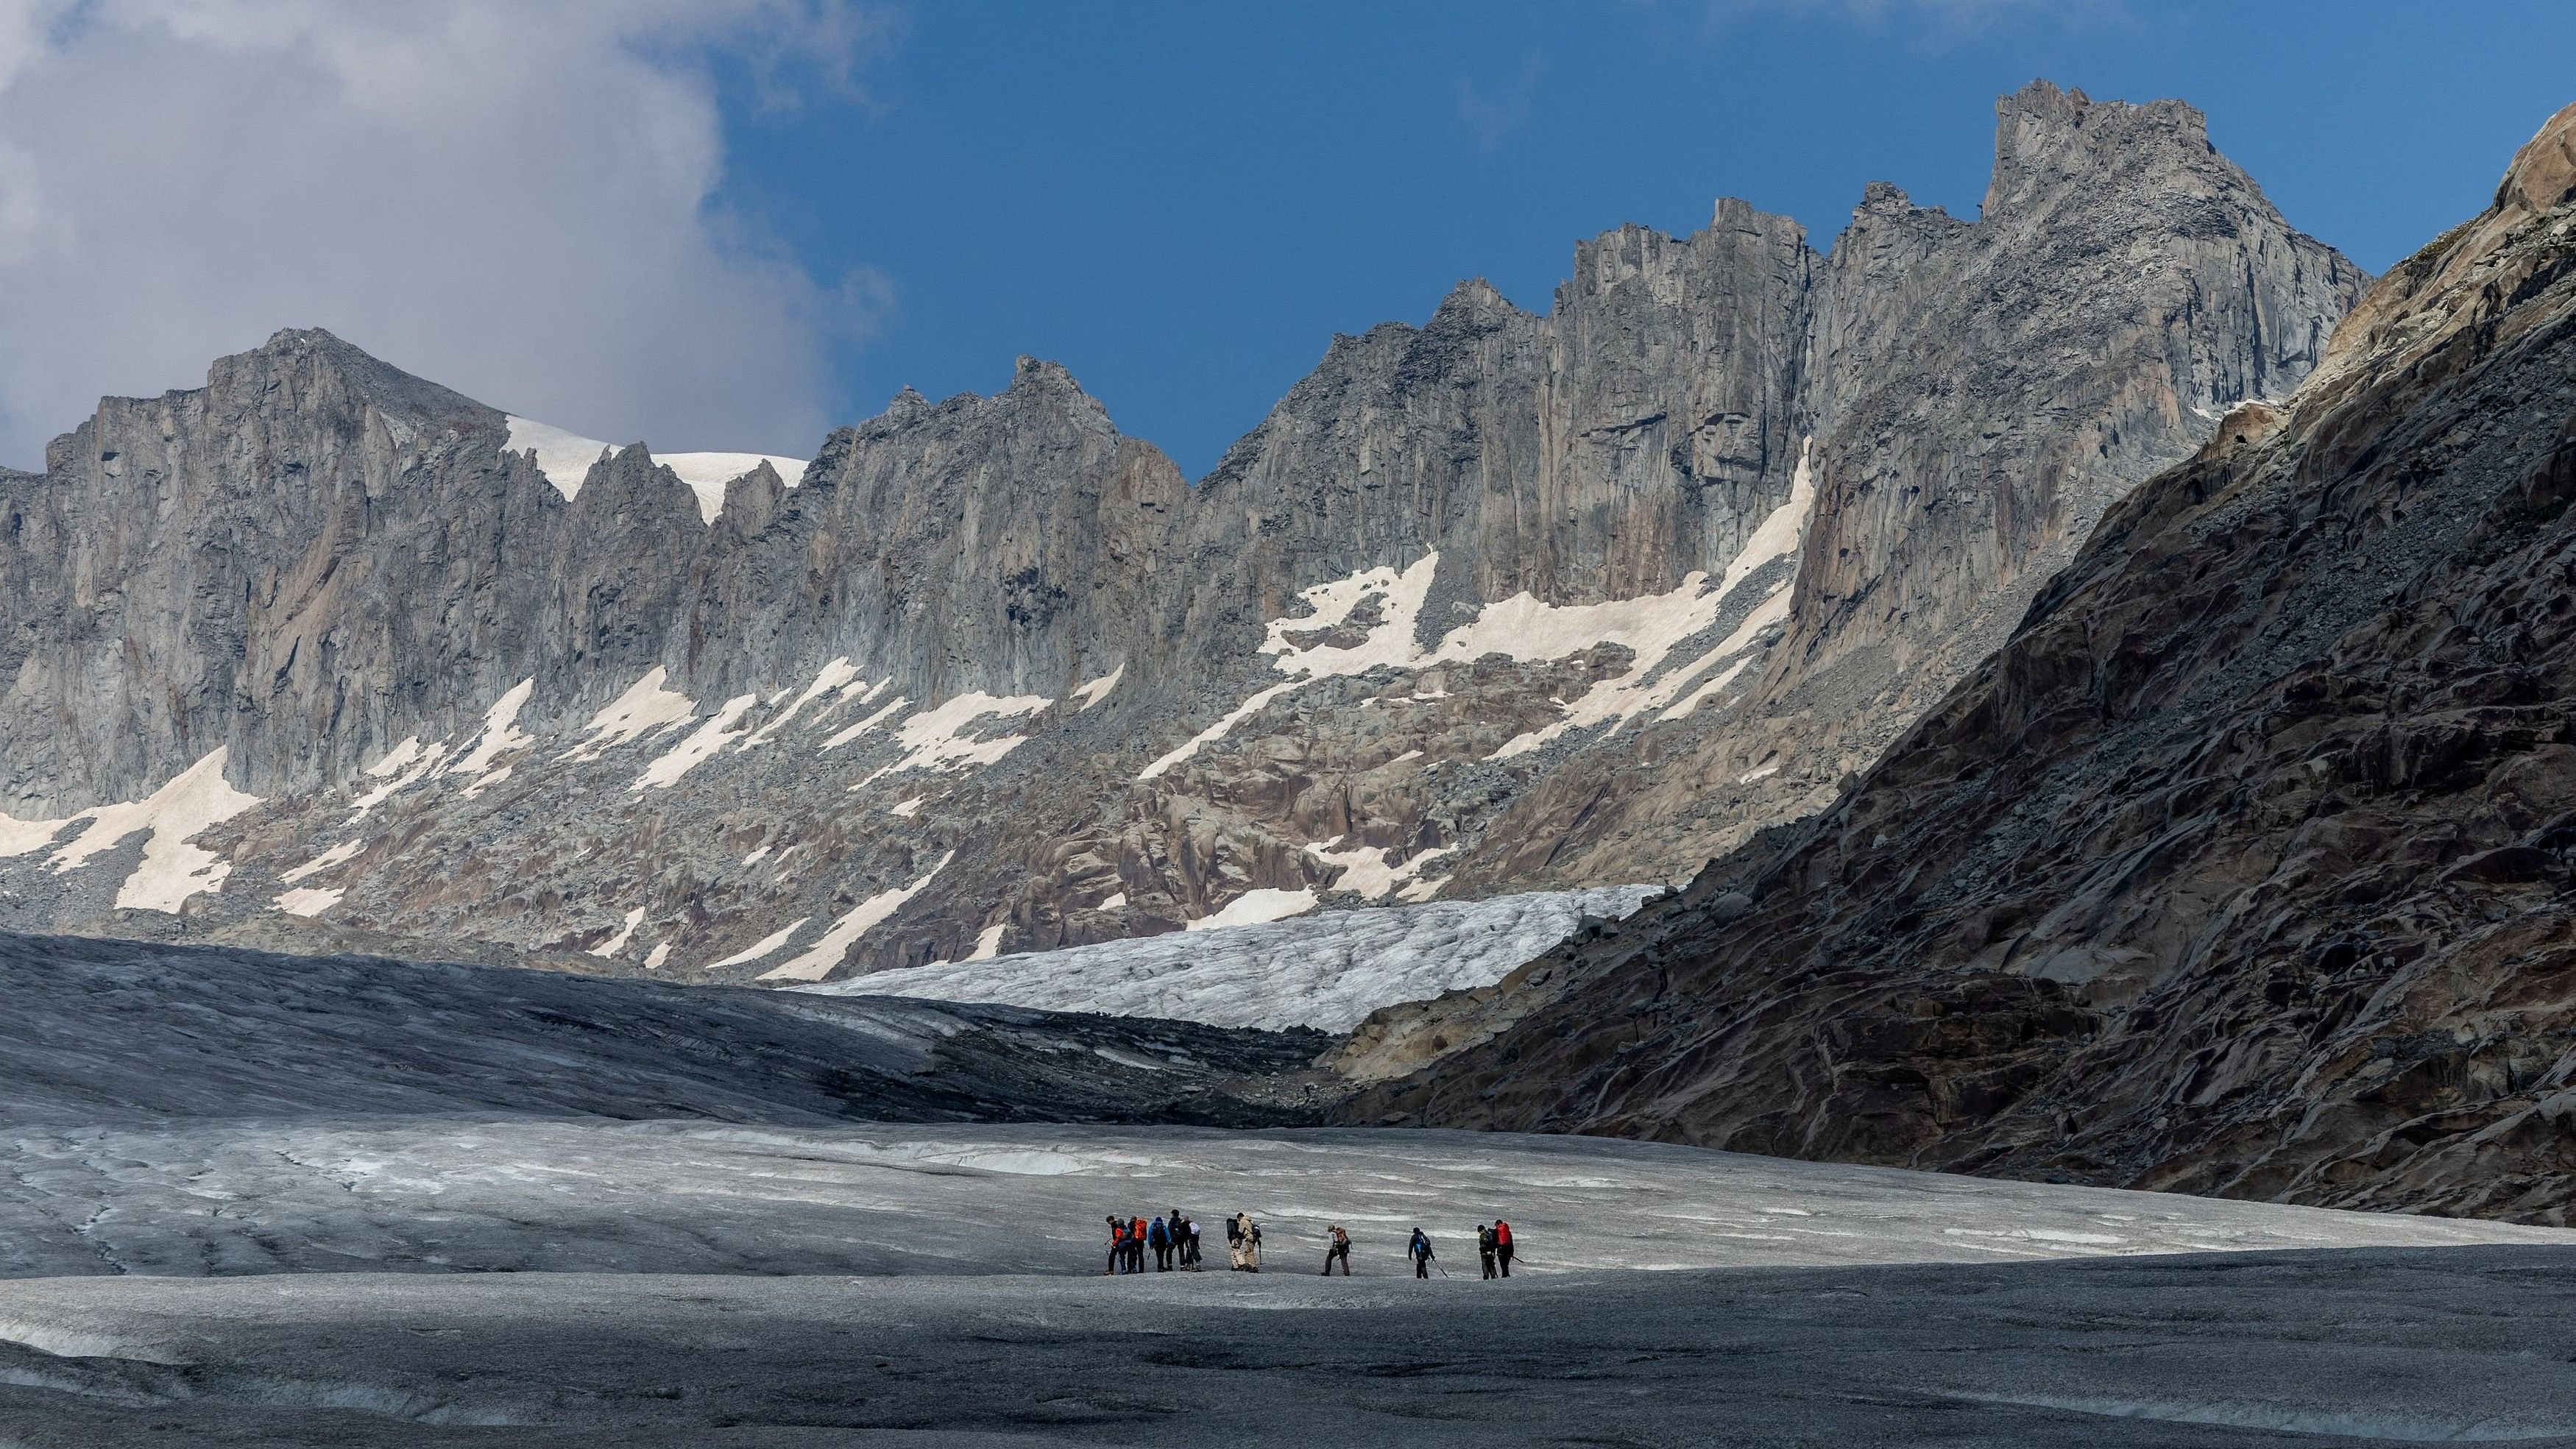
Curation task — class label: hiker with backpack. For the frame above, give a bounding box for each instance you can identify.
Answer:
[1494,1219,1515,1277]
[1408,1227,1435,1278]
[1104,1215,1128,1275]
[1127,1216,1149,1274]
[1148,1213,1172,1270]
[1179,1214,1203,1270]
[1477,1223,1498,1279]
[1230,1211,1262,1272]
[1321,1224,1352,1276]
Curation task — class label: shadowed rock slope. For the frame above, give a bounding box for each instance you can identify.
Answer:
[0,932,1325,1128]
[1351,102,2576,1223]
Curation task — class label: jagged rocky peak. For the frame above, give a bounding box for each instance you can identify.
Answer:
[1982,78,2209,216]
[0,81,2372,992]
[1783,75,2367,688]
[1424,275,1527,333]
[1352,98,2576,1222]
[45,325,498,476]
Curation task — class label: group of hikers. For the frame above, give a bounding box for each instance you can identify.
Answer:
[1104,1211,1518,1278]
[1105,1210,1260,1272]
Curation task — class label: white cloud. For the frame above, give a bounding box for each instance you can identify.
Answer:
[0,0,895,467]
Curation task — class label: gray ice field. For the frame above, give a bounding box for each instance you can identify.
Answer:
[7,935,2576,1445]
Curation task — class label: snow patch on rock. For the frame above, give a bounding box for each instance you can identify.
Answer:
[445,679,536,784]
[742,659,863,748]
[1137,681,1301,781]
[821,697,907,753]
[636,692,758,790]
[348,737,450,821]
[40,751,263,913]
[566,668,697,762]
[1305,838,1457,901]
[1187,887,1319,932]
[858,693,1050,785]
[760,852,955,982]
[1142,451,1813,781]
[589,907,646,958]
[1663,654,1756,722]
[279,840,362,886]
[1073,664,1124,711]
[272,887,342,918]
[1139,556,1440,779]
[710,918,810,969]
[1486,450,1813,759]
[0,810,73,857]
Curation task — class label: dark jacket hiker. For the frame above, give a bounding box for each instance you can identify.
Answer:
[1322,1225,1352,1276]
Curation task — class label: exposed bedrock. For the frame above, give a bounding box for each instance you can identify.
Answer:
[1351,102,2576,1223]
[0,81,2358,986]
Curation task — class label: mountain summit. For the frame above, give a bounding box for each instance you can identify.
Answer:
[1353,97,2576,1222]
[0,82,2359,988]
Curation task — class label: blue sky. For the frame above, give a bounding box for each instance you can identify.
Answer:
[0,1,2566,472]
[710,0,2576,477]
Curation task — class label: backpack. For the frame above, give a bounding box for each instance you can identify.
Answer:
[1410,1230,1429,1256]
[1131,1217,1147,1242]
[1496,1221,1512,1247]
[1149,1218,1170,1247]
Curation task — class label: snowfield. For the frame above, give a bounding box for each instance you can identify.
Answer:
[504,414,807,523]
[795,885,1663,1031]
[3,1120,2558,1282]
[1,1120,2573,1445]
[5,932,2576,1445]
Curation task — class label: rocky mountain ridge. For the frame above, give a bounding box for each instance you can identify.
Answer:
[1349,101,2576,1222]
[0,82,2361,989]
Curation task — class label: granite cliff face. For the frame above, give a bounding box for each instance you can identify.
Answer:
[0,82,2360,990]
[1445,82,2366,890]
[1351,102,2576,1222]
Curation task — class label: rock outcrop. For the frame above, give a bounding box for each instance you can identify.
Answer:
[1351,102,2576,1223]
[0,82,2361,989]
